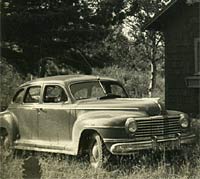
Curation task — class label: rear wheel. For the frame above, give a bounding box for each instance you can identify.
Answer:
[88,133,109,169]
[0,131,12,156]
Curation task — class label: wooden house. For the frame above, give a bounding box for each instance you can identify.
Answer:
[145,0,200,116]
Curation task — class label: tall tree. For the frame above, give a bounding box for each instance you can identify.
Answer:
[124,0,169,96]
[1,0,126,76]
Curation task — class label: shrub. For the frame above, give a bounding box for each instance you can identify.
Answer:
[0,59,24,110]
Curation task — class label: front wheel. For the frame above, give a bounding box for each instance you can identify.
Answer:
[89,133,109,169]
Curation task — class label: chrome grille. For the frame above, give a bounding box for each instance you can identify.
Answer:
[135,116,181,137]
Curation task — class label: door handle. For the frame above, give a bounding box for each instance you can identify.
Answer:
[36,108,47,113]
[40,108,47,113]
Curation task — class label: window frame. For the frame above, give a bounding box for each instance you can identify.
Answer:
[12,88,25,104]
[23,85,42,104]
[69,80,129,101]
[42,84,69,104]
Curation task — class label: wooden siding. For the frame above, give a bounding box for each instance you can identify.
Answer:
[163,3,200,115]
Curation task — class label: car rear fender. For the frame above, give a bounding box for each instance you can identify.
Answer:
[0,110,19,142]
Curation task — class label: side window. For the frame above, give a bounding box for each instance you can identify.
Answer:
[24,86,41,103]
[43,85,68,103]
[13,89,24,103]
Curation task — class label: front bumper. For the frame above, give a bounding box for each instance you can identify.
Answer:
[108,133,196,155]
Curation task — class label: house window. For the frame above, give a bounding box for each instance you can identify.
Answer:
[194,38,200,74]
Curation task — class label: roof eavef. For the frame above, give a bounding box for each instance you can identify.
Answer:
[143,0,179,30]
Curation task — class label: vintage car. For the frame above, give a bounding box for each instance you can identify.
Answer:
[0,75,196,168]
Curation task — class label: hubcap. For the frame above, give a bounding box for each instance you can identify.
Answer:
[90,141,101,168]
[4,136,11,151]
[92,142,99,161]
[0,135,11,156]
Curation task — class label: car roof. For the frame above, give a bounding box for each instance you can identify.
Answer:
[20,75,119,87]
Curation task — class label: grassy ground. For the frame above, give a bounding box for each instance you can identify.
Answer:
[1,119,200,179]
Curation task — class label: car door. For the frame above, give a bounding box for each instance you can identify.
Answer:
[37,83,73,147]
[9,85,41,142]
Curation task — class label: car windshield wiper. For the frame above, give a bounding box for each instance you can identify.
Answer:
[98,93,121,100]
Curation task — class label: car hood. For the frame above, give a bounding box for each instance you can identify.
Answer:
[75,98,165,116]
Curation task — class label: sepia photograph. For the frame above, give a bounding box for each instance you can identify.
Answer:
[0,0,200,178]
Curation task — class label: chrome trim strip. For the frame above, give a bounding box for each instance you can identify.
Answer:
[104,138,136,143]
[131,115,180,121]
[109,134,196,155]
[14,140,77,155]
[12,107,139,110]
[75,107,139,110]
[14,145,76,155]
[84,126,125,129]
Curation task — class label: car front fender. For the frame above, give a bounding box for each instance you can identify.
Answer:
[71,110,147,155]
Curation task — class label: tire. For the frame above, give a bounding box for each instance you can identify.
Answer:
[88,133,109,169]
[0,132,12,156]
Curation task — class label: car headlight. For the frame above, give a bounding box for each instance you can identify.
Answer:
[180,113,189,128]
[125,118,137,134]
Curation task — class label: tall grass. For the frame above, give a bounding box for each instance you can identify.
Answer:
[1,118,200,179]
[1,148,200,179]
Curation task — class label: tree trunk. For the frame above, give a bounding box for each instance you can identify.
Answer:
[38,58,47,77]
[148,60,157,97]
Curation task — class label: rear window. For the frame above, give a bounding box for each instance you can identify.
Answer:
[24,86,41,103]
[13,89,24,103]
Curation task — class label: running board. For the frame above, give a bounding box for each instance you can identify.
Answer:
[14,140,76,155]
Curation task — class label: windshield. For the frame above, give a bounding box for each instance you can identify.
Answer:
[70,80,128,100]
